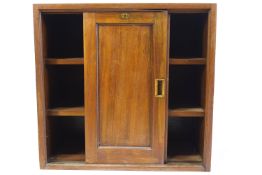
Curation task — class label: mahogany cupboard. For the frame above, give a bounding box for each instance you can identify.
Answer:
[33,3,216,171]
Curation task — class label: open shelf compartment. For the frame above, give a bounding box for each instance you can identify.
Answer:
[42,13,83,59]
[47,65,84,109]
[167,117,203,163]
[48,116,85,162]
[168,65,205,112]
[169,13,208,59]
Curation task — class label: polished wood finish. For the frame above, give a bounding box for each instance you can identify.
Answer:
[48,107,84,116]
[169,58,206,65]
[34,3,216,171]
[84,12,167,164]
[169,108,204,117]
[45,58,84,65]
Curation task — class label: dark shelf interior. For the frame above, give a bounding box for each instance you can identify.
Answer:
[169,13,207,58]
[169,65,204,109]
[48,117,85,159]
[43,13,83,58]
[167,117,202,159]
[47,65,84,108]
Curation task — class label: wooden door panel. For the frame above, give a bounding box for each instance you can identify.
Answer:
[84,12,167,164]
[99,25,152,147]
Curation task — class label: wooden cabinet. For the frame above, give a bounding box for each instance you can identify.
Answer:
[33,3,216,171]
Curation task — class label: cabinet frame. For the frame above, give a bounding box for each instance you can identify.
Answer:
[33,3,216,171]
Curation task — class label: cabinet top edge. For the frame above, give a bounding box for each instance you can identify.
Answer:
[33,3,216,12]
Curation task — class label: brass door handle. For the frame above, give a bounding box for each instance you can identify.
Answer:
[155,79,165,98]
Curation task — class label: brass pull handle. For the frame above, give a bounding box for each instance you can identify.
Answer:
[155,79,165,98]
[120,13,129,19]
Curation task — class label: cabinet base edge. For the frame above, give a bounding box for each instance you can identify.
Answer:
[44,162,206,171]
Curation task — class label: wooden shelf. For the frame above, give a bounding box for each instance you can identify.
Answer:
[168,108,204,117]
[48,106,84,116]
[46,58,84,65]
[49,153,85,162]
[167,154,202,163]
[169,58,206,65]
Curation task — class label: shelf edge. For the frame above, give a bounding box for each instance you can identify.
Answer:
[168,108,204,117]
[169,58,206,65]
[48,107,84,116]
[45,58,84,65]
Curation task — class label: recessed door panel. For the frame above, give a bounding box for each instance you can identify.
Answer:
[99,25,152,147]
[84,12,167,164]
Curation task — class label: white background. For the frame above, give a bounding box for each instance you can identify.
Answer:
[0,0,262,174]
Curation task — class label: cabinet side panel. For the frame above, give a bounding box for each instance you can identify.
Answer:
[203,4,216,171]
[33,6,47,168]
